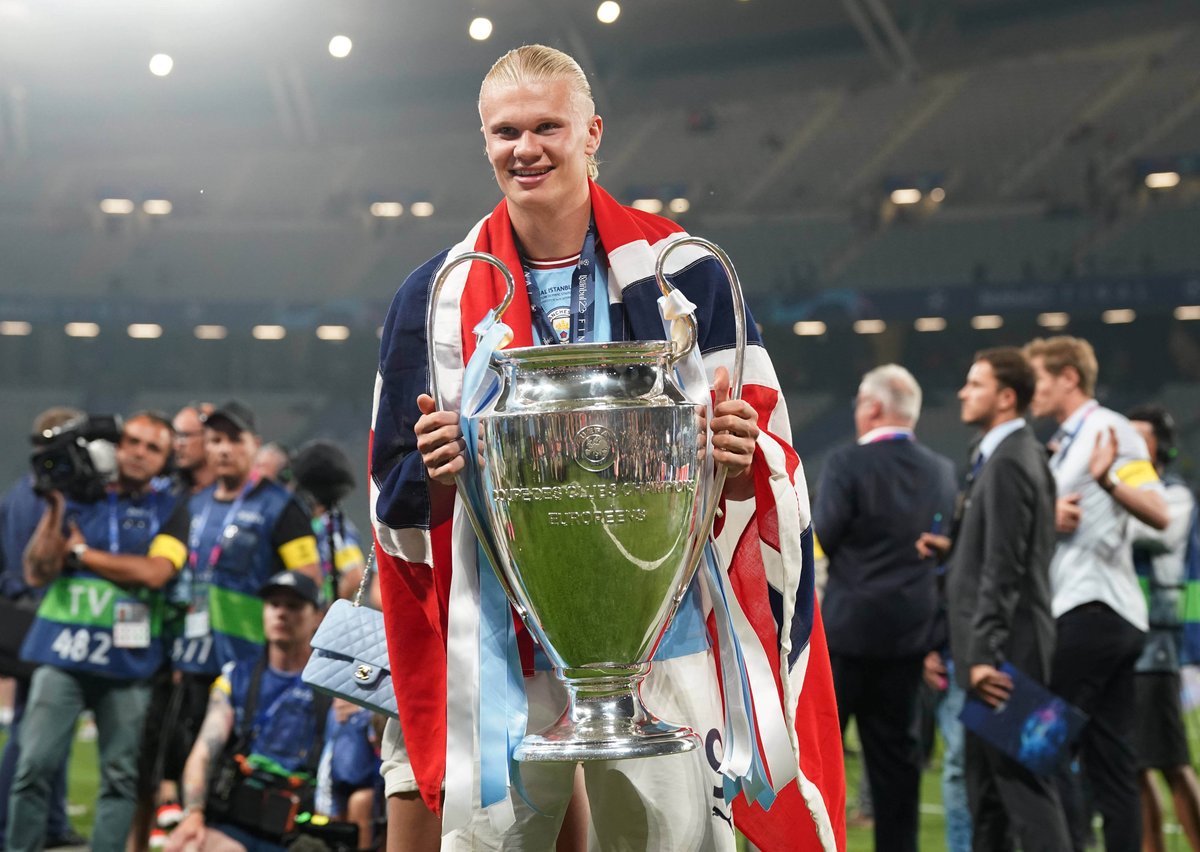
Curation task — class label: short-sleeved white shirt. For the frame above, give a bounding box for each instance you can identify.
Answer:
[1048,401,1163,630]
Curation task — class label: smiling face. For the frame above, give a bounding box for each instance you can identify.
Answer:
[479,78,602,220]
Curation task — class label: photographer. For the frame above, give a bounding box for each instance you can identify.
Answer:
[166,572,347,852]
[7,412,191,852]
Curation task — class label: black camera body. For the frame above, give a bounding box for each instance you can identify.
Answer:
[209,758,321,842]
[30,415,122,503]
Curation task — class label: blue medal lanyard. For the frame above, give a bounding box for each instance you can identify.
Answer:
[188,475,260,587]
[107,489,161,555]
[522,218,600,345]
[1050,401,1099,470]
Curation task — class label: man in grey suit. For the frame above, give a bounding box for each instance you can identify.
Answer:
[919,347,1070,851]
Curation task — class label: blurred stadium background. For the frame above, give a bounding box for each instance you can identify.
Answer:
[1,0,1199,531]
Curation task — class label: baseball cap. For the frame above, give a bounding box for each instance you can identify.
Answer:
[259,570,324,608]
[202,400,256,436]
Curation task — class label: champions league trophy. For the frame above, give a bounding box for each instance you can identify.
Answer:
[426,237,746,762]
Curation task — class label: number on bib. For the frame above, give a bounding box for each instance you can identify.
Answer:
[50,628,111,666]
[171,636,212,667]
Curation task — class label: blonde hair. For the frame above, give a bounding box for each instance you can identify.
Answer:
[479,44,599,179]
[1024,336,1099,397]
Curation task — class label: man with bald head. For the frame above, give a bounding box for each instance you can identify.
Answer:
[172,403,214,495]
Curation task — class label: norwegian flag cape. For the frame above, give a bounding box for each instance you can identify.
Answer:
[370,181,844,851]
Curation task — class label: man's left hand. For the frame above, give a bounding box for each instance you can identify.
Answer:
[969,664,1013,707]
[711,366,759,484]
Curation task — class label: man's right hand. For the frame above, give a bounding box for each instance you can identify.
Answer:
[415,394,466,486]
[1056,493,1082,534]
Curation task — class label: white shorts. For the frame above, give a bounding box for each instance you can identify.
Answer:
[381,649,735,852]
[380,716,418,796]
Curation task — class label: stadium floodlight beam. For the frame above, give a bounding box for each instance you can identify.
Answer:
[853,319,886,334]
[970,314,1004,330]
[99,198,135,215]
[1145,171,1181,189]
[0,321,32,336]
[1037,312,1070,329]
[597,1,621,23]
[914,317,947,332]
[127,323,163,339]
[1101,308,1136,324]
[65,322,100,338]
[252,325,287,340]
[668,198,690,214]
[469,17,493,40]
[194,325,227,340]
[149,54,174,77]
[369,202,403,218]
[1175,306,1200,321]
[329,36,353,58]
[890,188,922,205]
[793,321,826,336]
[316,325,351,341]
[631,198,663,213]
[410,202,435,217]
[143,200,172,216]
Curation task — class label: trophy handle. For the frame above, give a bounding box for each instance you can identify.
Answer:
[653,236,747,399]
[425,251,517,409]
[654,235,749,602]
[423,251,526,618]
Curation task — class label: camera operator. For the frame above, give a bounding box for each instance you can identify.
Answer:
[7,412,191,852]
[0,406,86,849]
[165,572,350,852]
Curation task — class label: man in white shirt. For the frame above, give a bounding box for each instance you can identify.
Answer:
[1024,335,1168,852]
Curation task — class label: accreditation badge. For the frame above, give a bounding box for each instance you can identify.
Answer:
[184,590,210,639]
[113,601,151,649]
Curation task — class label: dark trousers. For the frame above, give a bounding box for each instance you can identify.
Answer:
[831,652,923,852]
[965,731,1070,852]
[1050,603,1145,852]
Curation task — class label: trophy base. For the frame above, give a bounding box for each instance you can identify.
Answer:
[514,674,700,762]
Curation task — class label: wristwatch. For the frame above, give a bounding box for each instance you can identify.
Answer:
[68,542,88,567]
[1099,469,1121,493]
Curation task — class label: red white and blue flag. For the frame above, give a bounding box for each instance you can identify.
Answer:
[369,181,845,851]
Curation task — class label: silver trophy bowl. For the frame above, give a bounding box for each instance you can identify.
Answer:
[426,238,746,762]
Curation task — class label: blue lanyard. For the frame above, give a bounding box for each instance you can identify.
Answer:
[522,219,600,345]
[107,490,161,555]
[188,476,259,583]
[1050,401,1099,470]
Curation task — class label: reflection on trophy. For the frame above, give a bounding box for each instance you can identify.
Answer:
[427,237,746,762]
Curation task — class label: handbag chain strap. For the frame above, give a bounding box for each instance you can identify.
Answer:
[352,548,375,608]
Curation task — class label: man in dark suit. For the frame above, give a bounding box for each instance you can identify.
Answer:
[815,363,957,852]
[919,347,1070,851]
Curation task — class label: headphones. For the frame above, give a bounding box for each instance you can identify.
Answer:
[1127,404,1177,467]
